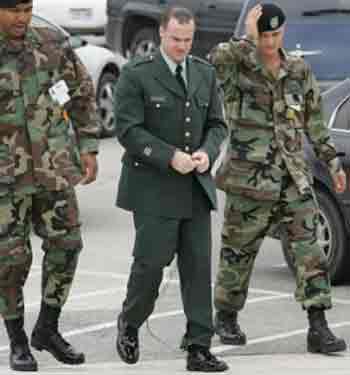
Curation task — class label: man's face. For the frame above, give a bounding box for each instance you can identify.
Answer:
[258,26,285,58]
[160,17,195,63]
[0,2,33,39]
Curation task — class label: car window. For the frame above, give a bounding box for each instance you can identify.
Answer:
[333,99,350,131]
[31,14,64,35]
[284,22,350,81]
[236,0,350,22]
[31,14,84,48]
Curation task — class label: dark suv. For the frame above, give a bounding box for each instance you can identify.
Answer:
[237,0,350,284]
[106,0,243,58]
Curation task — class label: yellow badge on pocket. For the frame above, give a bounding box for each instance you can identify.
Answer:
[286,108,295,120]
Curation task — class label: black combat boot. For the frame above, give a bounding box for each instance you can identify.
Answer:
[307,307,347,354]
[187,344,228,372]
[214,310,246,345]
[116,313,139,364]
[31,302,85,364]
[4,317,38,372]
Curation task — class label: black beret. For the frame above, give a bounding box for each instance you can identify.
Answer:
[0,0,32,8]
[257,3,286,33]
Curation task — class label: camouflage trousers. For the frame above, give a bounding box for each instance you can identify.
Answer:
[214,180,331,313]
[0,188,83,319]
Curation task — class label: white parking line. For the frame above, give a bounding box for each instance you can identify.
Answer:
[0,293,297,354]
[333,298,350,305]
[211,321,350,355]
[66,268,348,306]
[32,266,295,297]
[249,288,291,297]
[0,309,183,353]
[24,287,124,310]
[247,295,291,304]
[1,311,349,359]
[272,263,288,268]
[9,266,346,359]
[28,271,41,278]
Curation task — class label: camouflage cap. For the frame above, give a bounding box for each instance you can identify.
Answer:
[0,0,32,8]
[257,3,286,33]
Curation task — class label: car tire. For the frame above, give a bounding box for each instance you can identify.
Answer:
[97,72,117,137]
[281,188,349,284]
[129,27,159,58]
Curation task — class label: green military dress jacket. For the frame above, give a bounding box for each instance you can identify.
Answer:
[0,27,99,195]
[115,51,227,218]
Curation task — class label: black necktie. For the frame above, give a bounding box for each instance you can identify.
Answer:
[175,64,187,94]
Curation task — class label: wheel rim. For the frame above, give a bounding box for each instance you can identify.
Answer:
[97,79,115,134]
[134,39,157,57]
[317,210,332,261]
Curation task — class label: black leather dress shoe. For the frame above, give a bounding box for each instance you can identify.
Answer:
[187,345,228,372]
[116,314,139,364]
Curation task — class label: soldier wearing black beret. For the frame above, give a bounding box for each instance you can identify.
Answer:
[212,2,347,356]
[257,3,286,33]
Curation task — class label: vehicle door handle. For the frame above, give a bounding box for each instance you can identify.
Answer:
[336,152,346,157]
[208,4,217,9]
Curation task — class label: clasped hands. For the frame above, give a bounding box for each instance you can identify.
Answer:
[170,149,209,175]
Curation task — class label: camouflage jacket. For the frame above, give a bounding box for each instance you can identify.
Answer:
[213,39,341,200]
[0,26,99,195]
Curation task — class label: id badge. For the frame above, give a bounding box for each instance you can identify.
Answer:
[49,80,71,106]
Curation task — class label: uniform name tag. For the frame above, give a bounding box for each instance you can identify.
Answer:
[150,96,166,103]
[49,80,71,106]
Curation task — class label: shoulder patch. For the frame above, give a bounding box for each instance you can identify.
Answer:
[286,51,304,62]
[189,55,212,67]
[230,36,254,45]
[285,52,307,67]
[129,55,155,67]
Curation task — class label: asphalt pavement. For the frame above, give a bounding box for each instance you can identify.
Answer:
[0,138,349,374]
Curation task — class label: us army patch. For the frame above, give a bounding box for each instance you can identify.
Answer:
[270,16,279,29]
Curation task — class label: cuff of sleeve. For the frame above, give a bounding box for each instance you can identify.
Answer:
[79,139,99,154]
[159,145,177,170]
[328,157,342,177]
[242,34,257,46]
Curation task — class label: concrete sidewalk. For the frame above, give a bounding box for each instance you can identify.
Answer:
[0,353,349,374]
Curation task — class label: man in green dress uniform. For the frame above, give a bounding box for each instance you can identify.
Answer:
[114,6,228,372]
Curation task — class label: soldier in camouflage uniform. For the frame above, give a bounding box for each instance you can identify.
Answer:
[0,0,99,371]
[212,3,347,354]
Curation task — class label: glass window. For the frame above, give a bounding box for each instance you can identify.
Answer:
[333,99,350,131]
[31,14,63,35]
[284,22,350,82]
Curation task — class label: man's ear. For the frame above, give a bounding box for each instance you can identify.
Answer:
[159,26,165,39]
